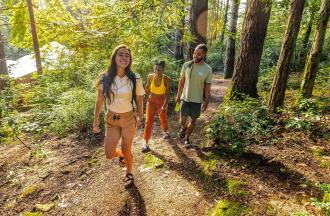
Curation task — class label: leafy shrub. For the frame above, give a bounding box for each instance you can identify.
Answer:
[258,67,276,92]
[296,97,319,113]
[207,52,223,72]
[207,96,276,154]
[259,41,280,73]
[48,88,98,136]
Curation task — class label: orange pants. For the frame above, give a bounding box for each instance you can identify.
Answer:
[143,95,168,141]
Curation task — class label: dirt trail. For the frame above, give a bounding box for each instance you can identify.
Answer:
[0,75,326,215]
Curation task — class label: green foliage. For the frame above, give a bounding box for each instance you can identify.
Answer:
[310,183,330,215]
[295,97,319,113]
[202,153,221,176]
[226,179,248,196]
[0,90,26,144]
[88,147,104,166]
[207,42,226,72]
[48,88,96,136]
[22,212,44,216]
[207,52,223,72]
[1,0,192,142]
[143,154,164,169]
[285,98,326,134]
[258,67,276,92]
[207,96,276,154]
[19,184,37,200]
[31,147,47,160]
[210,200,246,216]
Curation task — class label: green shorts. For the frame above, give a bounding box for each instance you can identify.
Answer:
[180,100,202,120]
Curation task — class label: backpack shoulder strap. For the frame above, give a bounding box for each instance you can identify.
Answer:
[103,74,110,94]
[131,72,137,108]
[102,74,110,110]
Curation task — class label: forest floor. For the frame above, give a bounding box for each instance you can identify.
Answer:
[0,75,329,216]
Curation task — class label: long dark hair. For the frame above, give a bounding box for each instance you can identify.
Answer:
[102,44,135,101]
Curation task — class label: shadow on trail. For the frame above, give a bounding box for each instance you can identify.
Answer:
[150,136,228,202]
[200,146,322,198]
[118,184,146,216]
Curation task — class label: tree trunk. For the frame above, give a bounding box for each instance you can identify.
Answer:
[301,10,315,53]
[175,0,185,61]
[229,0,272,98]
[188,0,208,59]
[0,30,8,91]
[300,0,330,97]
[208,1,214,45]
[215,0,220,40]
[27,0,42,75]
[0,30,8,75]
[220,0,230,44]
[298,5,317,70]
[224,0,240,79]
[268,0,306,112]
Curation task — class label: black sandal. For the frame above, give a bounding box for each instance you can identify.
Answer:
[119,156,126,167]
[178,127,187,139]
[124,173,134,188]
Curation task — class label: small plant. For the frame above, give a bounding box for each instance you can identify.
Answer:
[31,148,47,160]
[143,154,164,169]
[210,199,246,216]
[226,179,248,196]
[19,184,37,200]
[202,153,221,176]
[295,97,319,113]
[310,183,330,215]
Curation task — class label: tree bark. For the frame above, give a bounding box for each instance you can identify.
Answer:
[27,0,42,75]
[0,29,8,91]
[300,0,330,97]
[175,0,185,61]
[220,0,230,44]
[208,1,214,45]
[188,0,208,59]
[268,0,306,112]
[224,0,240,79]
[298,4,317,70]
[0,30,8,75]
[229,0,272,98]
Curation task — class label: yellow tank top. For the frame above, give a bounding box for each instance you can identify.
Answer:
[150,75,166,95]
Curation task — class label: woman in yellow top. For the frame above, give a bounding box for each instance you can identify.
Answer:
[142,60,171,153]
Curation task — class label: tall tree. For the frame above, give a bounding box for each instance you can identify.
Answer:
[219,0,230,44]
[223,0,240,79]
[208,0,214,44]
[175,0,185,61]
[27,0,42,75]
[268,0,306,112]
[0,30,8,75]
[0,29,8,91]
[300,0,330,97]
[188,0,208,59]
[298,1,319,70]
[229,0,272,98]
[0,4,8,77]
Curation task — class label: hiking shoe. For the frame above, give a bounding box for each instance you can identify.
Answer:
[124,173,134,189]
[141,145,151,153]
[162,132,170,139]
[178,127,186,139]
[184,139,193,149]
[119,156,125,167]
